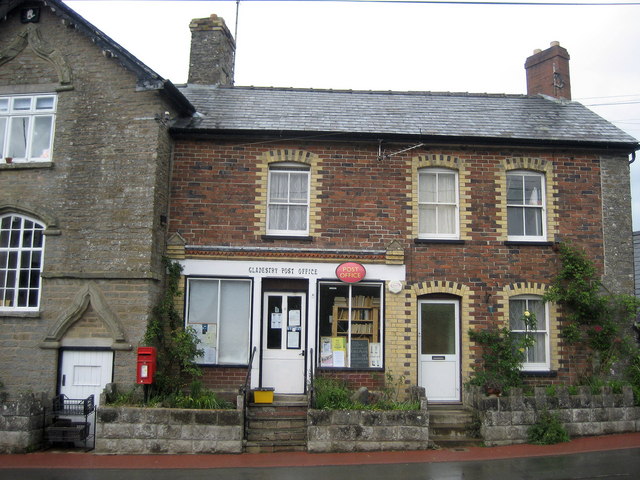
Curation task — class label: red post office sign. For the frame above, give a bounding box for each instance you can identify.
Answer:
[336,262,366,283]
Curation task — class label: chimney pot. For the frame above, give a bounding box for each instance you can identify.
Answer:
[525,42,571,100]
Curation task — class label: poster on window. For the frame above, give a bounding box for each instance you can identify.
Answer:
[287,329,300,349]
[288,309,301,326]
[320,337,333,366]
[369,342,382,368]
[271,312,282,329]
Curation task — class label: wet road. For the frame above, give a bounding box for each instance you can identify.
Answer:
[1,448,639,480]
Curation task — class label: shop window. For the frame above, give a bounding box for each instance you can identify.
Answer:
[509,295,550,371]
[0,95,56,163]
[185,278,252,365]
[507,171,546,241]
[266,163,310,236]
[0,214,45,310]
[317,282,383,369]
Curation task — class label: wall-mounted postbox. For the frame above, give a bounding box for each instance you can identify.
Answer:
[136,346,157,385]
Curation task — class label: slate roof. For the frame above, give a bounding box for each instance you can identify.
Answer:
[174,85,638,151]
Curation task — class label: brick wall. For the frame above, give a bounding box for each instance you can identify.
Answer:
[169,138,622,389]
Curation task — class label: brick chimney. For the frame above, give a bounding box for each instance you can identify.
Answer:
[525,41,571,100]
[188,14,235,85]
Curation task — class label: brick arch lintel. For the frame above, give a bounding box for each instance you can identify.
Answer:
[40,282,131,350]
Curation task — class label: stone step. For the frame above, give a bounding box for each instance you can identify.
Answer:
[244,440,307,453]
[247,418,307,430]
[427,405,482,448]
[246,428,307,442]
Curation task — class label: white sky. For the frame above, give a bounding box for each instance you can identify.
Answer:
[65,0,640,227]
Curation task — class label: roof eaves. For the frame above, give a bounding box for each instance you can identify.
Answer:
[4,0,195,115]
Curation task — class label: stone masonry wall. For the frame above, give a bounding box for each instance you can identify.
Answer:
[467,386,640,446]
[96,405,244,454]
[307,402,429,453]
[0,393,46,453]
[0,4,177,396]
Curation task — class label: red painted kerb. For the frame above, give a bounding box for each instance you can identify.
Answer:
[336,262,366,283]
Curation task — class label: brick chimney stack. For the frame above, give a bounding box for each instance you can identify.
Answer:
[525,41,571,100]
[188,14,235,85]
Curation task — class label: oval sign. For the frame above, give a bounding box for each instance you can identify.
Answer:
[336,262,366,284]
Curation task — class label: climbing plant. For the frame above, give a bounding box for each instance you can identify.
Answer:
[543,242,640,380]
[143,258,203,396]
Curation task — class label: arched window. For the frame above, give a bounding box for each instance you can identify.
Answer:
[509,295,550,371]
[418,168,459,239]
[506,170,546,241]
[266,162,310,236]
[0,214,45,310]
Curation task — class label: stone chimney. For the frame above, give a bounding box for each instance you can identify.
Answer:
[525,41,571,100]
[188,14,235,85]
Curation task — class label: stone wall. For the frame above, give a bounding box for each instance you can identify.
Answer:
[0,393,45,453]
[307,402,429,453]
[467,386,640,446]
[96,404,244,454]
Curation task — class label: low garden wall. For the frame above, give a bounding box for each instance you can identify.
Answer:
[96,402,244,454]
[0,392,46,453]
[466,385,640,446]
[307,400,429,453]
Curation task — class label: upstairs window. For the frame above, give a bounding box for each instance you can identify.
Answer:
[507,171,546,241]
[267,163,310,236]
[0,95,56,163]
[0,214,45,311]
[509,295,550,371]
[418,168,459,239]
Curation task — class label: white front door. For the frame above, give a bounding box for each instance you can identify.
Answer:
[419,299,461,402]
[261,292,306,394]
[60,350,114,407]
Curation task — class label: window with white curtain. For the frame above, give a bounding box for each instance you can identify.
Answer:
[267,163,310,236]
[186,278,252,365]
[0,95,56,163]
[507,171,546,241]
[509,295,550,371]
[418,168,459,239]
[0,214,45,310]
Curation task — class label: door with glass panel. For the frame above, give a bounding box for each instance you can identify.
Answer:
[419,299,460,402]
[261,292,306,394]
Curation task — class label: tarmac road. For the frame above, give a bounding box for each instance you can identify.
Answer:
[1,433,639,480]
[1,448,640,480]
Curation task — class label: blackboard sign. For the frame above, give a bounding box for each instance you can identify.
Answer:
[350,339,369,369]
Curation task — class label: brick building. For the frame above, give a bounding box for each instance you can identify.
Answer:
[0,0,637,409]
[168,18,638,402]
[0,0,193,402]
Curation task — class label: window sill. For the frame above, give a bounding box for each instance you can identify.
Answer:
[262,235,313,242]
[0,161,53,170]
[0,310,41,318]
[317,366,384,372]
[414,239,465,245]
[520,370,557,378]
[505,241,554,247]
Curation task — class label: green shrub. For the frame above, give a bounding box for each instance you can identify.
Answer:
[527,411,570,445]
[313,377,352,410]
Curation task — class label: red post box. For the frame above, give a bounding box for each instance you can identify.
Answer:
[136,346,157,384]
